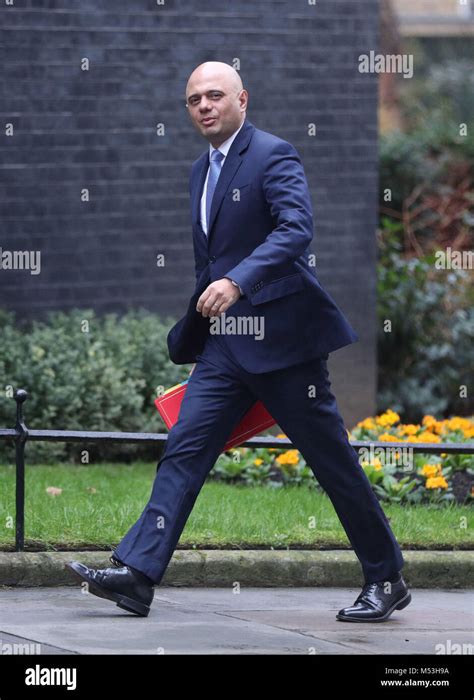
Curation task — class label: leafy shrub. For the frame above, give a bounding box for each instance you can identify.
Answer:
[377,225,473,419]
[0,308,191,463]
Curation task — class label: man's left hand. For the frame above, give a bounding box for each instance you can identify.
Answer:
[196,278,241,318]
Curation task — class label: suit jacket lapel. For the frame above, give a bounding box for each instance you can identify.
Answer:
[206,151,243,246]
[190,119,255,248]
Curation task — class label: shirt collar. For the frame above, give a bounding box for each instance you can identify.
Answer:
[208,118,245,160]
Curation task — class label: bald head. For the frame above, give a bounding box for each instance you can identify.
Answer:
[185,62,248,148]
[187,61,243,96]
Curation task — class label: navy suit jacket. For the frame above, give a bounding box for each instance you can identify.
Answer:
[167,117,359,373]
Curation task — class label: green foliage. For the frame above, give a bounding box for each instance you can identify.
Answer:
[377,225,474,420]
[0,308,191,463]
[373,472,420,505]
[378,51,473,422]
[398,56,474,141]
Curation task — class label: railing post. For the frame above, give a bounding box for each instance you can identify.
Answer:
[14,389,28,552]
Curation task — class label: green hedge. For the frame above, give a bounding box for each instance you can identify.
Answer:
[377,227,474,420]
[0,308,191,463]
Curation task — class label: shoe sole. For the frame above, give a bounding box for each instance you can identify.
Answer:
[335,591,412,623]
[64,562,151,617]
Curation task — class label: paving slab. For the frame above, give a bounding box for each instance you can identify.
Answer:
[0,587,472,655]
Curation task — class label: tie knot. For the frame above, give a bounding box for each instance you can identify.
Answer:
[211,149,224,163]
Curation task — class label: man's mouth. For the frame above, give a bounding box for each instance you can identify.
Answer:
[201,117,217,126]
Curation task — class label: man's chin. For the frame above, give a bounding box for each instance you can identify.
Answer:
[201,123,219,133]
[200,125,222,143]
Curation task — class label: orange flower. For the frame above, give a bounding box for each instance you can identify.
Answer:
[422,415,445,434]
[417,431,441,443]
[357,418,376,430]
[445,417,472,432]
[400,424,420,436]
[375,409,400,427]
[421,464,442,478]
[425,476,448,490]
[379,433,400,442]
[276,449,300,465]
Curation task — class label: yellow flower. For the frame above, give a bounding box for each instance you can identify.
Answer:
[417,431,441,443]
[462,426,474,439]
[421,464,442,478]
[276,433,287,439]
[437,419,450,433]
[445,417,472,432]
[357,418,376,430]
[361,457,383,471]
[422,415,445,434]
[425,476,448,490]
[276,449,300,465]
[375,409,400,427]
[379,432,400,442]
[400,424,420,436]
[253,458,263,466]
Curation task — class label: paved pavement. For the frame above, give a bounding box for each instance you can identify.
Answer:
[0,587,472,655]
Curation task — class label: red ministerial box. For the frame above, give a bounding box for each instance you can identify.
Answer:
[155,379,276,452]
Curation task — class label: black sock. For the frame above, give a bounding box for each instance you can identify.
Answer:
[387,572,401,583]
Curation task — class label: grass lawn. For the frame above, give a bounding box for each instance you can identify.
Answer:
[0,462,472,550]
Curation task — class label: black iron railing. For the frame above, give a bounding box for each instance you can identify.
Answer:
[1,389,473,552]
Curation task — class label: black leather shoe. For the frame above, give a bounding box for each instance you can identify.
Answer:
[65,560,154,617]
[336,574,411,622]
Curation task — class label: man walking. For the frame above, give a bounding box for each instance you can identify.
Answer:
[67,62,411,622]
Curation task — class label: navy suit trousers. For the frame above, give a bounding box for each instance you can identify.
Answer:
[113,333,405,585]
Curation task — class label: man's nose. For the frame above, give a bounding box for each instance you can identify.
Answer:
[199,98,212,111]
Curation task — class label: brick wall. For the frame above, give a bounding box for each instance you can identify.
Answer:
[0,0,379,425]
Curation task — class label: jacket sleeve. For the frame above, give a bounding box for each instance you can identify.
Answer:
[223,140,314,298]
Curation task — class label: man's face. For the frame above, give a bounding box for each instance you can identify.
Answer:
[186,73,248,148]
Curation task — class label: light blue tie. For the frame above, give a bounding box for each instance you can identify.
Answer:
[205,149,224,235]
